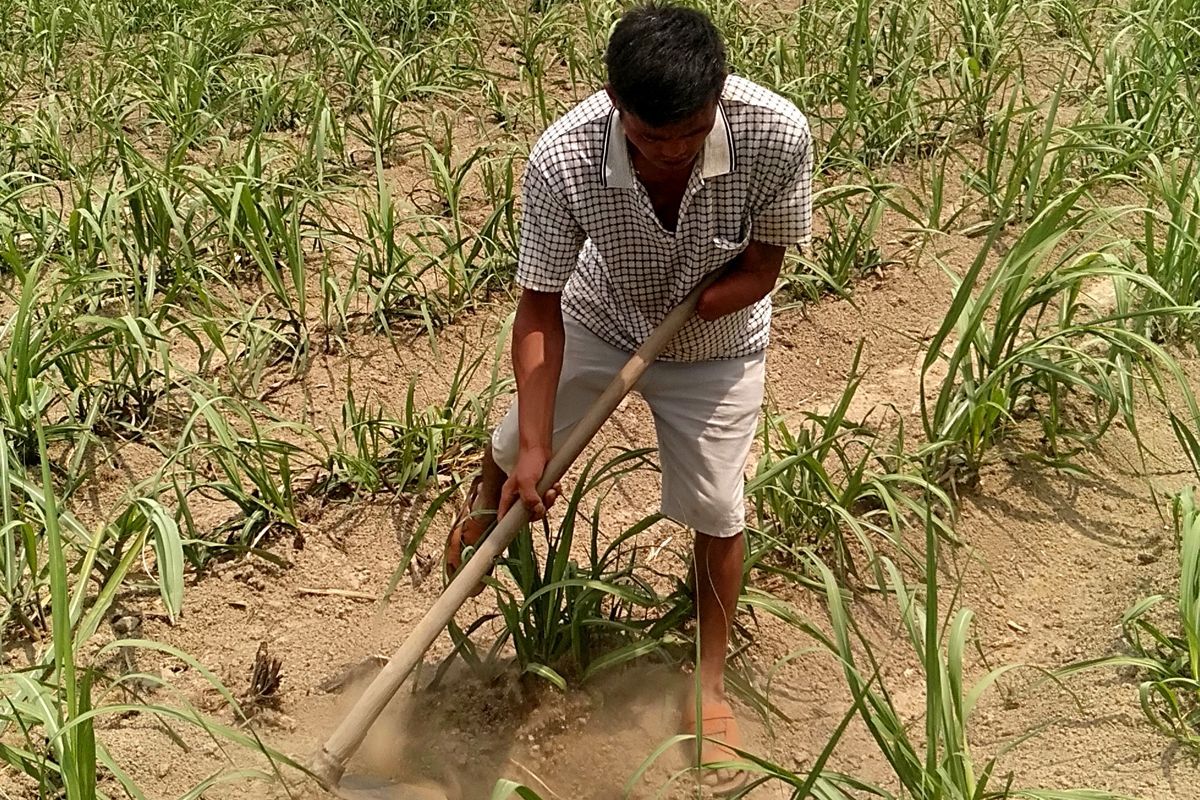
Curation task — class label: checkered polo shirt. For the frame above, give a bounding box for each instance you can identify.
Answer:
[516,75,814,362]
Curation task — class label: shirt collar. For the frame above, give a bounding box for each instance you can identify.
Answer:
[601,101,736,189]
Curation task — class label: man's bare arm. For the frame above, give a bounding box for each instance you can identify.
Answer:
[696,240,788,321]
[499,287,566,520]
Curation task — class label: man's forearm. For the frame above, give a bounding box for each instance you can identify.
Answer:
[696,268,777,321]
[696,241,787,321]
[512,291,565,454]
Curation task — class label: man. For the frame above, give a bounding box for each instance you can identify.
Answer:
[444,2,813,790]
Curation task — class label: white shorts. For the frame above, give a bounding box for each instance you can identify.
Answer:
[490,314,765,537]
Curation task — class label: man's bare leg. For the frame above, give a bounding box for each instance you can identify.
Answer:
[689,530,746,785]
[473,445,507,523]
[444,444,507,578]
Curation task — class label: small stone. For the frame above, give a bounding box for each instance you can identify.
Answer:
[272,713,298,732]
[157,762,171,778]
[1137,551,1158,565]
[1101,498,1116,512]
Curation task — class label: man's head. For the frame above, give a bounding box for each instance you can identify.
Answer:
[605,3,727,172]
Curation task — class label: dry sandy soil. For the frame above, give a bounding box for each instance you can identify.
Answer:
[76,208,1200,800]
[2,6,1197,800]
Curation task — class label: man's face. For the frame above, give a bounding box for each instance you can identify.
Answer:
[607,89,717,175]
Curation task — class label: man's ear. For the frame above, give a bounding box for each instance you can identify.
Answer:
[604,84,622,112]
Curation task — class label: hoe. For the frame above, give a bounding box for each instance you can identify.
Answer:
[308,270,723,799]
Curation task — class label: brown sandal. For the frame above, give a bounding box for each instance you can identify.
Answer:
[443,474,495,598]
[682,699,751,796]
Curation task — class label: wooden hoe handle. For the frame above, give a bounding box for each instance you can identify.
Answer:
[309,270,722,787]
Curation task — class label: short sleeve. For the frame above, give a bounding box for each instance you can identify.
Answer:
[750,120,814,250]
[516,161,586,293]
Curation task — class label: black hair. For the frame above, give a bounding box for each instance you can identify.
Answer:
[605,3,728,127]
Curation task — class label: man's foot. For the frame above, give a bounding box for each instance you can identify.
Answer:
[681,694,750,795]
[443,475,497,597]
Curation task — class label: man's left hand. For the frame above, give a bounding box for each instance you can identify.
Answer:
[696,240,788,321]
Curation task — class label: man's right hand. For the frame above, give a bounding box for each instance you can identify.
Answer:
[498,445,561,521]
